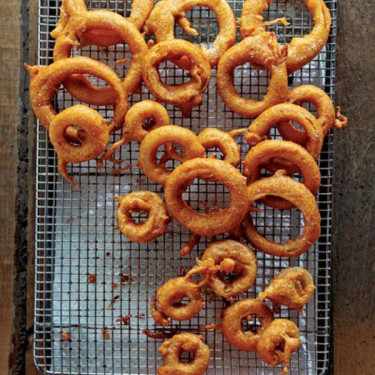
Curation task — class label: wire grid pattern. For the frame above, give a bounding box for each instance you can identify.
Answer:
[35,0,336,374]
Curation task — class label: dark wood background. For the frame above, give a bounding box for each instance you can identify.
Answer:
[0,0,374,374]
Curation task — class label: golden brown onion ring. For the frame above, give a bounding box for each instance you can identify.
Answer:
[257,319,300,374]
[239,0,331,74]
[158,333,210,375]
[145,0,236,68]
[243,139,321,210]
[165,158,248,238]
[25,56,127,131]
[243,175,321,257]
[201,239,257,298]
[116,191,170,243]
[138,125,205,185]
[142,39,211,116]
[217,32,288,117]
[222,298,274,351]
[259,267,315,311]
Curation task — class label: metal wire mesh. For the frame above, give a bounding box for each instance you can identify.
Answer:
[35,0,336,374]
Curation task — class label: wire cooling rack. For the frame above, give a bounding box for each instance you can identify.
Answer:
[34,0,336,374]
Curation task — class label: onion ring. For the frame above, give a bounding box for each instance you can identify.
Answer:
[25,56,127,131]
[243,175,321,257]
[158,333,210,375]
[138,125,205,185]
[145,0,236,68]
[222,298,274,351]
[197,128,241,167]
[239,0,331,74]
[217,32,288,117]
[257,319,300,374]
[165,158,248,238]
[242,140,321,210]
[259,267,315,311]
[201,239,257,298]
[116,191,170,243]
[142,39,211,116]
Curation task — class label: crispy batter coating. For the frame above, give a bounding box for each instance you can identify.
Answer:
[116,191,170,243]
[259,267,315,311]
[257,319,300,374]
[165,158,248,238]
[158,333,210,375]
[222,298,274,351]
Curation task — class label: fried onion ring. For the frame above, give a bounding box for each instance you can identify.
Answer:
[259,267,315,311]
[201,240,257,298]
[217,32,288,117]
[197,128,241,167]
[145,0,236,68]
[243,140,321,210]
[116,191,170,243]
[257,319,300,374]
[138,126,205,185]
[25,56,127,131]
[222,298,274,351]
[165,158,248,238]
[158,333,210,375]
[239,0,331,74]
[142,40,211,116]
[243,175,321,257]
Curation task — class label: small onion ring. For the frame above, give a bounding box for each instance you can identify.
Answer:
[158,333,210,375]
[145,0,236,67]
[239,0,331,74]
[242,139,321,210]
[217,32,288,117]
[138,125,205,185]
[25,56,127,131]
[243,175,321,257]
[197,128,241,167]
[142,39,211,116]
[201,239,257,298]
[165,158,248,238]
[222,298,274,351]
[116,191,170,243]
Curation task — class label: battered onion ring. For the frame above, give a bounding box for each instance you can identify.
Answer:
[217,32,288,117]
[25,56,127,131]
[158,333,210,375]
[243,140,321,210]
[145,0,236,68]
[138,126,205,185]
[165,158,248,238]
[239,0,331,74]
[259,267,315,311]
[116,191,170,243]
[222,298,274,351]
[257,319,300,374]
[142,40,211,116]
[49,105,109,187]
[243,175,321,257]
[197,128,241,167]
[52,7,147,107]
[201,240,257,298]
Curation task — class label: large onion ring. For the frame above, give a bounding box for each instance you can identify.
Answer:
[239,0,331,74]
[142,39,211,116]
[243,175,321,257]
[165,158,248,238]
[158,333,210,375]
[145,0,236,68]
[138,125,205,185]
[25,56,127,131]
[116,191,170,243]
[201,240,257,299]
[222,298,274,351]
